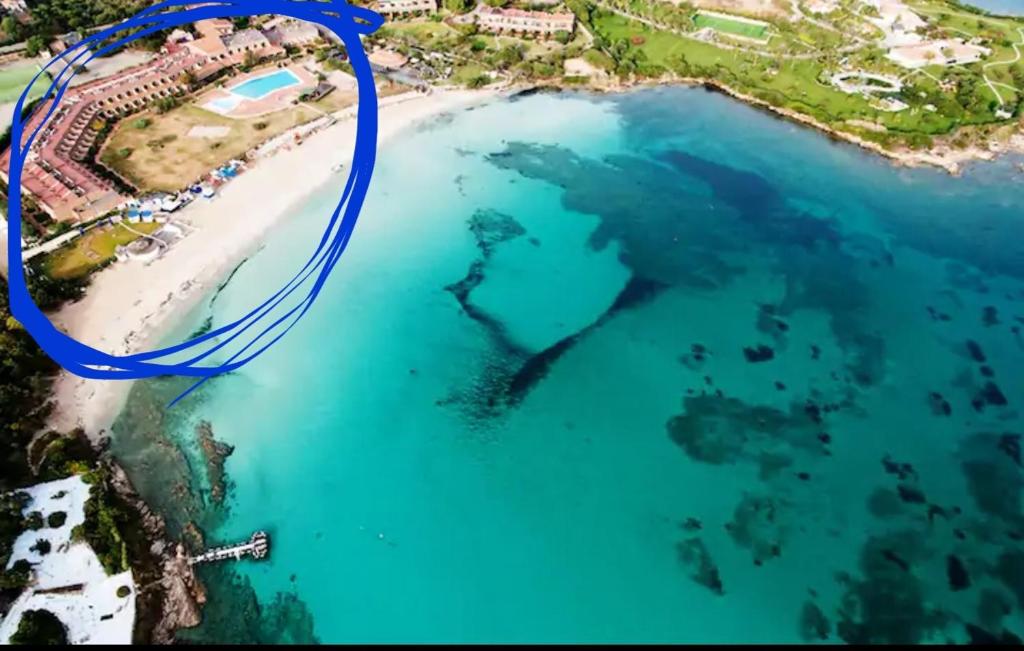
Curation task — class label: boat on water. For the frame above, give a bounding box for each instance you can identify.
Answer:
[332,161,346,173]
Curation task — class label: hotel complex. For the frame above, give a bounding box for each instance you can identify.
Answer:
[472,6,576,36]
[375,0,438,16]
[0,18,318,223]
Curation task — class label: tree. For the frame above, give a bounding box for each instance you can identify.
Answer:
[10,609,68,645]
[25,35,47,58]
[242,49,259,71]
[1,16,23,42]
[444,0,472,13]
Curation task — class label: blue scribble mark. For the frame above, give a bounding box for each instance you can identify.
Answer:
[5,0,382,403]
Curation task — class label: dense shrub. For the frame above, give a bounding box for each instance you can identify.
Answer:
[10,609,67,645]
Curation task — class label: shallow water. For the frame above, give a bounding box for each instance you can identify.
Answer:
[112,87,1024,644]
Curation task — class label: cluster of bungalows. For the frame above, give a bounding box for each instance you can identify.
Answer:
[375,0,438,16]
[0,17,320,223]
[471,6,576,37]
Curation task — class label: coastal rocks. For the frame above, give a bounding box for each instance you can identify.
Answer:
[104,461,205,644]
[675,537,724,596]
[196,421,234,507]
[152,544,206,643]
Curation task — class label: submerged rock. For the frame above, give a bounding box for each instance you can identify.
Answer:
[966,340,987,363]
[726,493,785,565]
[743,344,775,363]
[799,601,831,642]
[666,394,821,467]
[947,555,971,592]
[676,537,724,595]
[835,530,946,644]
[959,432,1024,528]
[196,421,234,507]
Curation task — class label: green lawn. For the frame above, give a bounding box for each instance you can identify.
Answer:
[0,60,51,105]
[43,222,162,279]
[693,12,768,40]
[590,12,977,139]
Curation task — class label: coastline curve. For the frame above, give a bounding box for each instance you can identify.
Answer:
[5,0,382,398]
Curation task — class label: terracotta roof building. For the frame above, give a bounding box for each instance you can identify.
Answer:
[266,19,321,47]
[473,6,575,36]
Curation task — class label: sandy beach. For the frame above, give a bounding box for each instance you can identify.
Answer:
[47,87,497,439]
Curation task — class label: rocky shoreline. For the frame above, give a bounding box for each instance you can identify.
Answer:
[102,457,206,644]
[527,75,1024,176]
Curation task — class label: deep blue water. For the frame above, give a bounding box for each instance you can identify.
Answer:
[112,87,1024,644]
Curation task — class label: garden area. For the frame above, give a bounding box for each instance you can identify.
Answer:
[582,2,1023,149]
[100,102,319,192]
[43,221,162,280]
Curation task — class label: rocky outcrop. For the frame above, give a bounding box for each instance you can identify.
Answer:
[151,543,206,643]
[105,461,205,644]
[196,420,234,506]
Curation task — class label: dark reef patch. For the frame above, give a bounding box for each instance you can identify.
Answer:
[676,537,724,595]
[947,554,970,592]
[959,432,1024,528]
[743,344,775,363]
[799,601,831,642]
[467,209,526,258]
[726,493,785,565]
[835,530,946,644]
[666,394,824,468]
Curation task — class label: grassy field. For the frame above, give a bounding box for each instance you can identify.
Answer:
[44,222,162,279]
[693,12,769,39]
[589,11,986,141]
[101,102,318,192]
[0,60,50,104]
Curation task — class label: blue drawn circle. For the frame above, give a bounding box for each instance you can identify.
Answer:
[5,0,383,399]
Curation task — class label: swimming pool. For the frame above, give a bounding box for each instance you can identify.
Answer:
[204,95,243,114]
[228,69,301,100]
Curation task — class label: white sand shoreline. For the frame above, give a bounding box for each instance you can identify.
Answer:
[48,87,498,440]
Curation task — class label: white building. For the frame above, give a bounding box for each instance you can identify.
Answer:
[887,39,991,68]
[473,6,576,36]
[375,0,437,15]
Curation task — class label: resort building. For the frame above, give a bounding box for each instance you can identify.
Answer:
[0,20,289,222]
[266,19,321,47]
[471,6,576,36]
[375,0,437,16]
[195,17,235,39]
[887,38,991,68]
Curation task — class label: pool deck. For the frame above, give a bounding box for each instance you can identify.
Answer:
[198,64,317,118]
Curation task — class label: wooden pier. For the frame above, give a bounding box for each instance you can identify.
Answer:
[189,531,270,565]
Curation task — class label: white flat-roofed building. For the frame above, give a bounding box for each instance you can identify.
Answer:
[887,38,991,68]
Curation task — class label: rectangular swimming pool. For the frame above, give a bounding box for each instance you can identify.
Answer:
[228,69,301,100]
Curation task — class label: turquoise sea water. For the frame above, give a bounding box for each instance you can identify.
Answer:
[963,0,1024,16]
[112,88,1024,644]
